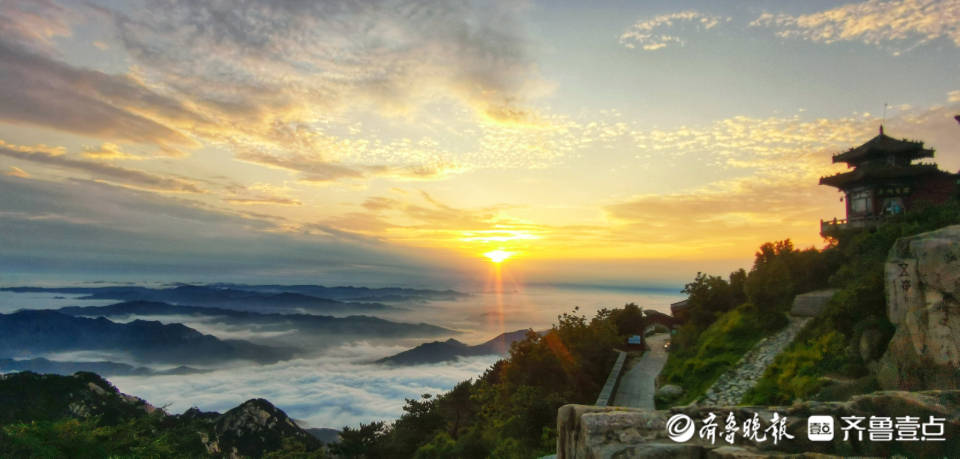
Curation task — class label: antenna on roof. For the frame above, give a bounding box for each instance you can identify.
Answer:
[880,102,888,135]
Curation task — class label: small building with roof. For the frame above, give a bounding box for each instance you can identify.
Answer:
[669,299,690,323]
[819,127,959,235]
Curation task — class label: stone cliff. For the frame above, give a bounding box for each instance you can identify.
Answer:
[879,224,960,391]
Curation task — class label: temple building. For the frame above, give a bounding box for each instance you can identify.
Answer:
[820,127,959,235]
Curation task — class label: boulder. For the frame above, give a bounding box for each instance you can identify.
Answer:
[654,384,684,405]
[879,225,960,390]
[790,290,837,317]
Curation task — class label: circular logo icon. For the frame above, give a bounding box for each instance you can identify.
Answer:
[666,413,695,443]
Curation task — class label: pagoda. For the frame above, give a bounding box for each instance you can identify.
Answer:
[819,126,959,235]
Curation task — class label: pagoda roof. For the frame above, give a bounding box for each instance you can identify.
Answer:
[819,164,943,188]
[833,130,934,165]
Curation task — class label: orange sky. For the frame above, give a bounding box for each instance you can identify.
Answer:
[1,0,959,286]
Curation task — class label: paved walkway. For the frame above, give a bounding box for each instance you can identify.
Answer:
[611,333,670,409]
[698,316,811,406]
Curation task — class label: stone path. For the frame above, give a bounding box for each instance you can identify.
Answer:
[698,316,811,406]
[611,333,670,409]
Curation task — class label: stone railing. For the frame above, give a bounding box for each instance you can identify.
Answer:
[594,351,626,407]
[820,216,888,235]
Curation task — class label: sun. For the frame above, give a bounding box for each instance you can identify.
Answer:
[483,250,513,264]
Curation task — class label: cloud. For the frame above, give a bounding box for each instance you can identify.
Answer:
[5,166,29,178]
[235,148,459,183]
[348,191,506,234]
[0,174,466,285]
[0,0,77,53]
[82,143,143,161]
[108,346,500,428]
[224,197,302,206]
[0,1,565,183]
[112,0,547,125]
[223,183,302,207]
[620,10,729,50]
[751,0,960,53]
[0,38,203,147]
[234,150,366,183]
[0,144,202,193]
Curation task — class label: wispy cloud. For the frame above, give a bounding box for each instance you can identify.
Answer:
[223,183,302,207]
[0,38,202,148]
[112,0,547,126]
[620,10,729,50]
[751,0,960,54]
[82,143,145,161]
[0,142,202,193]
[0,0,77,53]
[5,166,30,178]
[0,175,464,284]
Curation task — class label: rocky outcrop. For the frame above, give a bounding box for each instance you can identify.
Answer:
[557,391,960,458]
[205,398,321,458]
[879,225,960,391]
[0,371,322,458]
[0,371,157,425]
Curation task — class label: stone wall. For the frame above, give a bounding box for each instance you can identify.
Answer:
[595,351,627,406]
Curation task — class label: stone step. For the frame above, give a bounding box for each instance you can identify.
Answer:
[696,316,811,406]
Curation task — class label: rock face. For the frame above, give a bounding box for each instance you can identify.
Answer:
[205,398,321,458]
[0,372,322,458]
[0,371,156,425]
[789,289,837,317]
[557,391,960,458]
[879,225,960,391]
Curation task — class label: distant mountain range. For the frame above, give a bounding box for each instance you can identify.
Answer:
[0,309,294,365]
[3,283,468,314]
[4,285,391,314]
[0,358,204,376]
[58,300,454,344]
[207,283,468,302]
[377,329,534,365]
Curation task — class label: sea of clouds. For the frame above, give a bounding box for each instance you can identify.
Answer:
[1,285,684,428]
[109,343,501,429]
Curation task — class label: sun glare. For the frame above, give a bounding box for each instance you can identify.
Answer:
[484,250,513,264]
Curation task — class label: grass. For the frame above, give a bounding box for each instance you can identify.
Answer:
[656,304,783,407]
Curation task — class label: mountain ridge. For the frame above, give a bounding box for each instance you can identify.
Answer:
[377,329,534,365]
[0,309,294,365]
[0,371,323,457]
[57,300,455,342]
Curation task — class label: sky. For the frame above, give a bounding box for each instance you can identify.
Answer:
[1,0,959,288]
